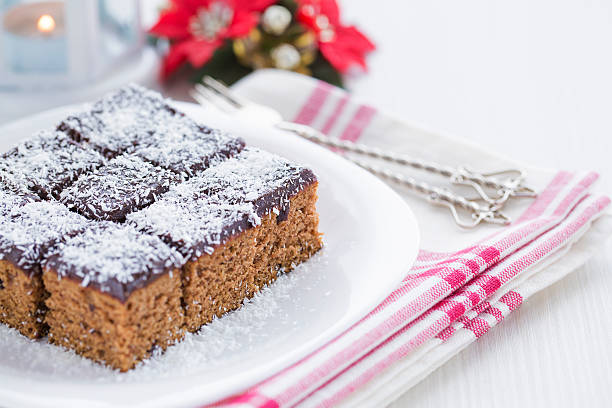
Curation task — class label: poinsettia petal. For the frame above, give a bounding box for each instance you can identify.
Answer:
[331,45,367,70]
[149,8,192,39]
[225,10,258,38]
[320,30,372,73]
[171,0,210,14]
[236,0,276,12]
[319,43,352,72]
[319,25,375,71]
[345,49,368,70]
[296,8,315,31]
[318,0,340,25]
[337,25,376,52]
[161,41,190,79]
[183,38,223,67]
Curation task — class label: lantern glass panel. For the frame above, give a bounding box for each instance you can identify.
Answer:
[1,0,68,74]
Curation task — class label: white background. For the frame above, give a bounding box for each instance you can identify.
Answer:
[1,0,611,406]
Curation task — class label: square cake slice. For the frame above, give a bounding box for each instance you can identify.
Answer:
[128,148,322,331]
[0,131,105,200]
[0,201,89,338]
[132,126,245,178]
[43,222,185,372]
[60,154,181,222]
[57,84,244,163]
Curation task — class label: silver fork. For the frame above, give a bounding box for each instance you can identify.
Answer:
[191,77,521,228]
[194,77,536,206]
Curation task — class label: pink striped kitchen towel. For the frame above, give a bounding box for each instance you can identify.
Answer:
[211,70,612,407]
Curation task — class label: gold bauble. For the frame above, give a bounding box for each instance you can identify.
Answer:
[233,29,317,73]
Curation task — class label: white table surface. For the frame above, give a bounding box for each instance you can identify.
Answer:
[1,1,611,406]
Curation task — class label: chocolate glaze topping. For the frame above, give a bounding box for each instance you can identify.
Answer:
[127,148,317,261]
[57,83,245,163]
[44,222,183,302]
[133,131,245,179]
[60,155,180,222]
[57,84,180,158]
[0,130,105,200]
[0,201,90,276]
[0,178,39,217]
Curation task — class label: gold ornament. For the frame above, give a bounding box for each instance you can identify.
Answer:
[233,27,317,74]
[271,44,301,70]
[261,5,292,36]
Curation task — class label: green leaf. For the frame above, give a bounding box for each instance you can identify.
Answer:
[309,53,344,88]
[279,0,299,14]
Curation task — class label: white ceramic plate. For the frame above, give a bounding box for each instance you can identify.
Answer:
[0,102,419,408]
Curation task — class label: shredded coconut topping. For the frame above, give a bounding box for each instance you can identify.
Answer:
[133,131,244,178]
[0,201,89,272]
[127,148,316,259]
[57,84,243,163]
[0,130,105,199]
[0,191,33,218]
[45,222,184,298]
[0,179,38,217]
[128,197,256,259]
[187,147,315,206]
[60,155,180,222]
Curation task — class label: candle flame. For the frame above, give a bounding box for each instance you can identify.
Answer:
[37,14,55,34]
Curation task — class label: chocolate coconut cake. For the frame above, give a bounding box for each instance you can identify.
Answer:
[0,201,90,338]
[0,84,322,371]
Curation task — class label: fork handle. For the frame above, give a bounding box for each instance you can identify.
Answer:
[277,121,532,200]
[278,121,456,176]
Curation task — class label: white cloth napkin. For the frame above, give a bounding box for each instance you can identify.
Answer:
[215,69,612,407]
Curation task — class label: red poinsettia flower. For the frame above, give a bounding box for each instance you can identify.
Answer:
[296,0,375,73]
[150,0,275,78]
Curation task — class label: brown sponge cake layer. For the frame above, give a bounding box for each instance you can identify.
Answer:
[42,222,186,371]
[0,260,47,339]
[43,222,184,303]
[127,148,318,261]
[0,201,89,338]
[43,269,184,372]
[183,182,321,332]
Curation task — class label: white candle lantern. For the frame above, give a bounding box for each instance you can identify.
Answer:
[0,0,142,90]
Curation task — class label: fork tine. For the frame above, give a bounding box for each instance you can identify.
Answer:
[189,88,209,107]
[191,84,238,113]
[202,76,246,108]
[196,80,241,109]
[191,83,216,106]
